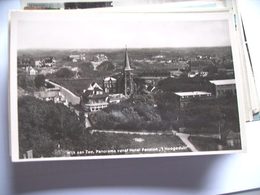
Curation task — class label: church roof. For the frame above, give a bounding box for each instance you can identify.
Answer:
[124,48,132,71]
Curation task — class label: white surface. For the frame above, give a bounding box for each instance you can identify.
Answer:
[1,0,260,195]
[209,79,236,85]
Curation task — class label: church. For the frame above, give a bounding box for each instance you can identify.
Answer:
[103,47,136,97]
[81,47,136,112]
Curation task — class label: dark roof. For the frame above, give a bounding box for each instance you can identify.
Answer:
[50,78,103,96]
[147,85,155,92]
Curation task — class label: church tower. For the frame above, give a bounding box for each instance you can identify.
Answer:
[123,47,134,97]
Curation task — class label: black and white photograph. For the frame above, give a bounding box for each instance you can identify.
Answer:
[10,11,245,161]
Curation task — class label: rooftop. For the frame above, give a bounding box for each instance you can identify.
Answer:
[209,79,236,86]
[104,76,116,81]
[175,91,212,97]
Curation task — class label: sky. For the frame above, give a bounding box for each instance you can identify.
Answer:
[17,14,231,49]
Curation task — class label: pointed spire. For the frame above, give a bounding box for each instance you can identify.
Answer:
[124,45,132,71]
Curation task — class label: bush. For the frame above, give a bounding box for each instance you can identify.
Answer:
[34,74,45,89]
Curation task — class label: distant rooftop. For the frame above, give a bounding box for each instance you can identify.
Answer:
[104,76,116,81]
[209,79,236,86]
[175,91,211,97]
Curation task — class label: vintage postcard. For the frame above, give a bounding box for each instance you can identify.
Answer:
[9,10,246,161]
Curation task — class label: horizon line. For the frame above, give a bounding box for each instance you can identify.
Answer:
[18,45,232,51]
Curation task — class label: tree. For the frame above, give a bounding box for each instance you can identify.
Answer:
[55,68,74,78]
[97,61,115,71]
[18,96,86,158]
[18,75,27,89]
[34,74,45,89]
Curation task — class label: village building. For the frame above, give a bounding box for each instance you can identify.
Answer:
[39,68,56,75]
[92,54,108,62]
[34,88,61,103]
[35,60,42,67]
[174,91,212,109]
[81,82,109,112]
[43,57,56,67]
[69,54,85,62]
[188,71,199,78]
[209,79,236,97]
[26,66,38,76]
[80,48,136,112]
[111,47,137,97]
[103,76,117,94]
[170,69,183,78]
[107,94,125,104]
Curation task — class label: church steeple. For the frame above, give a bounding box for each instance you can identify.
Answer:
[123,46,134,97]
[124,47,132,71]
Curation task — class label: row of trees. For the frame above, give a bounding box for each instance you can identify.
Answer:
[18,74,46,91]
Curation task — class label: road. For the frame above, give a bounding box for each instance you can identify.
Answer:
[175,132,198,152]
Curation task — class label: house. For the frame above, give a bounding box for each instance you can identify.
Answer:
[174,91,212,109]
[35,60,42,67]
[43,57,56,67]
[209,79,236,97]
[34,88,61,103]
[107,93,126,104]
[146,85,155,93]
[92,54,108,62]
[26,66,38,76]
[170,69,183,78]
[69,54,85,62]
[39,68,56,75]
[199,71,209,77]
[81,82,108,112]
[188,71,199,78]
[103,76,117,94]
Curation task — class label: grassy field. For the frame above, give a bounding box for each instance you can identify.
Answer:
[71,132,190,156]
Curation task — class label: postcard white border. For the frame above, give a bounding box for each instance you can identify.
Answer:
[9,9,247,162]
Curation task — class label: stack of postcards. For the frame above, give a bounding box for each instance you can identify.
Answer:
[9,0,260,161]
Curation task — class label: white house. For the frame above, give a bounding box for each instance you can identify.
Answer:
[35,60,42,67]
[174,91,212,109]
[81,82,109,112]
[209,79,236,97]
[26,66,38,76]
